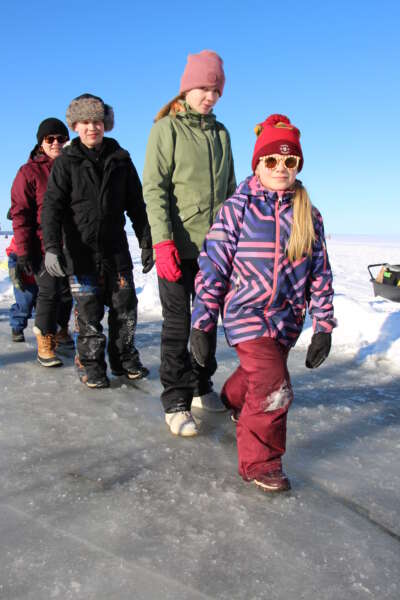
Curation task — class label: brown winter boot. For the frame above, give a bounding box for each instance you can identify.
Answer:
[55,327,75,349]
[33,326,63,367]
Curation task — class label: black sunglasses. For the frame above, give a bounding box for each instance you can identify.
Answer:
[43,135,68,144]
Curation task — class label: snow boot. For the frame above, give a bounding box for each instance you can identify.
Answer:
[82,373,110,389]
[55,327,75,350]
[253,470,291,493]
[33,326,62,367]
[165,411,199,437]
[191,390,227,412]
[111,359,149,380]
[75,355,109,389]
[11,329,25,343]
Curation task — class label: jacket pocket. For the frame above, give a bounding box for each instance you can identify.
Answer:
[179,204,201,223]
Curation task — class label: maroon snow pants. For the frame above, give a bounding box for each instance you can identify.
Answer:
[221,337,293,481]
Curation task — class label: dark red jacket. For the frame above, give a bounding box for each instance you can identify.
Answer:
[11,150,52,264]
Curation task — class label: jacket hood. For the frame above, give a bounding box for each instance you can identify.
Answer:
[236,175,297,205]
[174,101,217,129]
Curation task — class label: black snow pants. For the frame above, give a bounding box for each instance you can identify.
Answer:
[34,261,72,335]
[69,270,140,379]
[157,259,217,413]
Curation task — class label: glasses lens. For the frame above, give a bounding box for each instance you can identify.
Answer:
[284,156,298,169]
[44,135,67,144]
[264,156,278,169]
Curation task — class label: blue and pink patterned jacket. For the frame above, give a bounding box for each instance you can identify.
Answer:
[192,175,336,347]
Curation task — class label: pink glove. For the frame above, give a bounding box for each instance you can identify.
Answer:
[153,240,182,282]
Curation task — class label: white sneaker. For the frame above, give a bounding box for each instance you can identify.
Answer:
[165,411,199,437]
[191,391,227,412]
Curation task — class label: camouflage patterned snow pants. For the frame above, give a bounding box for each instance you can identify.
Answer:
[69,270,139,379]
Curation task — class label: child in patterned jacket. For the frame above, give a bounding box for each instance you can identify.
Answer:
[190,114,336,493]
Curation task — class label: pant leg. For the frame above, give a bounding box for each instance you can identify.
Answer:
[69,274,106,378]
[56,276,73,329]
[188,259,218,395]
[34,262,64,334]
[220,364,248,412]
[179,258,217,396]
[8,253,36,331]
[157,260,196,412]
[106,270,140,372]
[234,337,293,481]
[191,326,217,396]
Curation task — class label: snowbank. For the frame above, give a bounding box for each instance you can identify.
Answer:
[1,234,399,372]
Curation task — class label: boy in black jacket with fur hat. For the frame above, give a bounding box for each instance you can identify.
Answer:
[41,93,154,388]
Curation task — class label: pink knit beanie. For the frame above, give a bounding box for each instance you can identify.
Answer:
[179,50,225,96]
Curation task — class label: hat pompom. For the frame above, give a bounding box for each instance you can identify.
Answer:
[264,114,291,127]
[254,124,263,137]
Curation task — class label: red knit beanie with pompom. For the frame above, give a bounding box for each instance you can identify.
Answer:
[252,114,303,172]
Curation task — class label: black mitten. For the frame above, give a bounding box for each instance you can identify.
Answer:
[141,248,154,274]
[305,332,331,369]
[190,328,212,368]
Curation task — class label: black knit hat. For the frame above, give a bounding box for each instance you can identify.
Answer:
[36,118,69,145]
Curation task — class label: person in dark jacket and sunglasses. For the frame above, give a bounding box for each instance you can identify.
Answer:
[41,94,153,389]
[11,118,73,366]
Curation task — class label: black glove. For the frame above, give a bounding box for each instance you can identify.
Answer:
[305,332,331,369]
[9,264,25,291]
[17,255,33,276]
[141,248,154,274]
[190,328,212,368]
[11,255,33,290]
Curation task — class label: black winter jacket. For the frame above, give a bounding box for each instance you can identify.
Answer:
[41,138,152,275]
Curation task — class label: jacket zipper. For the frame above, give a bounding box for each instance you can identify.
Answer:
[201,117,215,226]
[264,195,281,315]
[95,158,111,267]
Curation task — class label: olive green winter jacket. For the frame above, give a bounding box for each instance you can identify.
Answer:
[143,103,236,259]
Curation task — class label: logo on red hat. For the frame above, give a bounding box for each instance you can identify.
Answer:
[280,144,290,154]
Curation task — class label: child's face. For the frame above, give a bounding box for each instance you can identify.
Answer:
[256,155,298,191]
[73,120,105,149]
[185,87,220,115]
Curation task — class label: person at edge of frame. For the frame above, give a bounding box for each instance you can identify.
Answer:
[6,206,38,343]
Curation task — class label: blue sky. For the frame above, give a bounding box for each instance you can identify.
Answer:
[0,0,399,236]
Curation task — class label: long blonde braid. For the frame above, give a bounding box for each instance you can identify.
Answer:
[286,181,316,262]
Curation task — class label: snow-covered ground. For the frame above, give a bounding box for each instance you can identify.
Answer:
[1,233,399,371]
[0,234,399,600]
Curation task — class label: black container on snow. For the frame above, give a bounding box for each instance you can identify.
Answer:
[368,263,400,302]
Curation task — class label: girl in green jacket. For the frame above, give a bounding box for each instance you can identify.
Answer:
[143,50,236,437]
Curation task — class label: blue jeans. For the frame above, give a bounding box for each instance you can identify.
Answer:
[8,253,38,332]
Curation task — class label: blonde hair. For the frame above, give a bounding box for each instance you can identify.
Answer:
[154,94,186,122]
[286,181,316,262]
